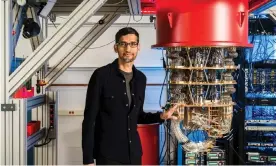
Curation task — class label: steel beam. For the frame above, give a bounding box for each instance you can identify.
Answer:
[1,0,12,102]
[45,14,120,86]
[8,0,108,97]
[27,95,46,110]
[52,4,129,15]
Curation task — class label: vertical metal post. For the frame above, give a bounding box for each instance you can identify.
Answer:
[1,0,12,165]
[42,18,48,40]
[25,7,45,165]
[42,17,49,165]
[0,1,5,164]
[12,99,27,165]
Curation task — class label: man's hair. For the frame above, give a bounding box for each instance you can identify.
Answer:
[115,27,139,43]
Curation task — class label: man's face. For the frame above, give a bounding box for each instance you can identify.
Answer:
[114,34,140,63]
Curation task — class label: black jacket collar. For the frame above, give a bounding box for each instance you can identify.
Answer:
[111,58,138,79]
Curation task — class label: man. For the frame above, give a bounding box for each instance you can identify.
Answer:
[82,27,179,165]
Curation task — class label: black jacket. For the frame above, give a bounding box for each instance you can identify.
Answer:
[82,59,164,164]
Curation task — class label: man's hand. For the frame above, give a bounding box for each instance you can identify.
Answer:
[160,104,180,120]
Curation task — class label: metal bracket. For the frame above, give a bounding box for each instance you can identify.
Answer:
[238,12,245,27]
[1,104,16,111]
[168,12,173,28]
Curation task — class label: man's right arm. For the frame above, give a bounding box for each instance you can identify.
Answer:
[82,69,101,165]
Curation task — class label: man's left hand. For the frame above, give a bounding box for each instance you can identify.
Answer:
[160,104,180,120]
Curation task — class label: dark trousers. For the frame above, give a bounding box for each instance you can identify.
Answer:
[96,156,141,165]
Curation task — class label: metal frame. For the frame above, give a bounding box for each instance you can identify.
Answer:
[27,128,46,150]
[9,0,108,97]
[52,5,129,15]
[1,0,109,164]
[45,13,120,86]
[25,8,49,165]
[1,0,12,165]
[0,91,59,165]
[27,95,46,111]
[1,0,12,103]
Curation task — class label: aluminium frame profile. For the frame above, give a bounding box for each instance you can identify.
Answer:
[27,94,46,111]
[1,0,13,164]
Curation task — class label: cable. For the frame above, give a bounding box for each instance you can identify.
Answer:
[168,150,177,165]
[159,70,168,108]
[159,50,169,108]
[159,123,167,164]
[163,121,177,146]
[34,138,52,147]
[105,0,125,5]
[159,121,177,165]
[228,141,246,165]
[34,127,52,147]
[132,15,143,22]
[258,18,266,34]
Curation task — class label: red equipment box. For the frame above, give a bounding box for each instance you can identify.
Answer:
[13,86,34,98]
[27,121,41,137]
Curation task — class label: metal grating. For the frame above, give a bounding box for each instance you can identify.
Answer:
[52,0,130,15]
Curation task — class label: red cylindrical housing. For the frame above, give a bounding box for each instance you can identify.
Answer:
[152,0,253,48]
[137,124,159,165]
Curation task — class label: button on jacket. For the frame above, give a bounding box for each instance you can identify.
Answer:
[82,59,164,164]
